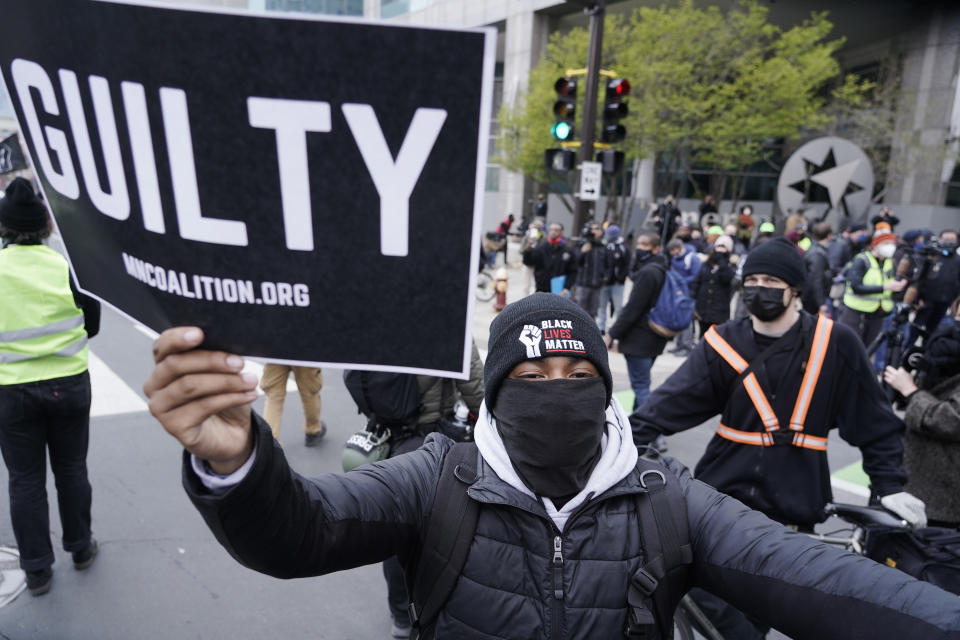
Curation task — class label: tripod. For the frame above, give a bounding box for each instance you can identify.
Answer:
[866,304,924,404]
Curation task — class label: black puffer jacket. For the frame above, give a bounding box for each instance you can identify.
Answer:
[185,417,960,639]
[574,240,609,289]
[691,256,734,325]
[523,239,578,293]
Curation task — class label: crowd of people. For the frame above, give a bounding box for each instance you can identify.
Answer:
[4,174,960,639]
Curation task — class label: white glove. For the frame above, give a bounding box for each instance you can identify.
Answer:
[880,492,927,528]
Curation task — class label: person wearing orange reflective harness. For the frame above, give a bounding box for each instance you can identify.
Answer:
[632,238,922,528]
[632,237,925,639]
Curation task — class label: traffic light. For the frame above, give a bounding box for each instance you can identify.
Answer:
[596,149,625,174]
[545,148,577,172]
[600,78,630,144]
[552,77,577,141]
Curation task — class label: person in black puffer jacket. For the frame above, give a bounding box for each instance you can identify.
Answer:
[145,295,960,640]
[522,222,578,294]
[572,222,609,319]
[691,235,735,338]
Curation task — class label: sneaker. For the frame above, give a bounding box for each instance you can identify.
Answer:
[73,538,99,570]
[390,619,412,638]
[304,422,328,447]
[26,568,52,596]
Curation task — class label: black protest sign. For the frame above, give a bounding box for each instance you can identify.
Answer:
[0,0,494,376]
[0,133,27,174]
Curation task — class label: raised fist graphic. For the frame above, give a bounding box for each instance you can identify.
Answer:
[518,325,543,358]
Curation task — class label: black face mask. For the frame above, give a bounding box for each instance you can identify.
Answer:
[635,249,652,263]
[742,285,790,322]
[494,377,607,502]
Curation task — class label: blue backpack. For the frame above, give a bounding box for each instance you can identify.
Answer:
[647,267,695,337]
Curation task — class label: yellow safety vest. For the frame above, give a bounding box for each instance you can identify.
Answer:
[843,252,894,313]
[703,315,833,451]
[0,244,89,385]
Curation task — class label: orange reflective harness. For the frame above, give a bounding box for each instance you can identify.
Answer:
[703,316,833,451]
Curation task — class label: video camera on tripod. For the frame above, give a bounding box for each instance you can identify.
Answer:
[899,239,959,307]
[868,299,924,408]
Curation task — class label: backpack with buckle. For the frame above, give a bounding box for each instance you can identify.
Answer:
[407,445,692,639]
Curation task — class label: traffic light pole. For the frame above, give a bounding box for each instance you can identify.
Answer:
[573,0,605,235]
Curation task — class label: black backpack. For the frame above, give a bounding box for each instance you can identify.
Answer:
[342,371,421,428]
[407,442,693,639]
[865,525,960,596]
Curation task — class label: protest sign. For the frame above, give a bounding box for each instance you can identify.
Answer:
[0,133,27,174]
[0,0,494,377]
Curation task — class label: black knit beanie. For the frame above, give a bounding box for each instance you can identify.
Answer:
[0,178,48,233]
[741,237,805,288]
[483,292,612,410]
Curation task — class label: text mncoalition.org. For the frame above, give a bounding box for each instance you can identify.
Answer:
[121,252,310,307]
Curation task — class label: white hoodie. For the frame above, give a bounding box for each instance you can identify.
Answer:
[473,394,639,532]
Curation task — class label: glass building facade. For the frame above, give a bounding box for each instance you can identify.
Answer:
[266,0,362,15]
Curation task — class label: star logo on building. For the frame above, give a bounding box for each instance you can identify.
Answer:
[786,148,865,209]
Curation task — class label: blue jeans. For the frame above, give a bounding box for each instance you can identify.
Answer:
[624,355,655,411]
[597,284,624,331]
[0,371,93,571]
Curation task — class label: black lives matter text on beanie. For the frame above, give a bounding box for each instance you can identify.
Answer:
[483,292,612,410]
[0,178,48,233]
[741,236,806,289]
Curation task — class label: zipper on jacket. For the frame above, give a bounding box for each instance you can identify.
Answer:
[551,534,564,637]
[552,535,564,600]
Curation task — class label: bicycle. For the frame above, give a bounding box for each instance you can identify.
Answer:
[476,267,495,302]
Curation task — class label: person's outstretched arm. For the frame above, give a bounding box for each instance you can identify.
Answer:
[669,458,960,639]
[145,327,439,579]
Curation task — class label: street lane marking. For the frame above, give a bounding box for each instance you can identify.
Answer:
[89,350,149,416]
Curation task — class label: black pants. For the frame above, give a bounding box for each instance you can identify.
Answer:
[839,305,887,349]
[382,431,428,624]
[0,371,93,571]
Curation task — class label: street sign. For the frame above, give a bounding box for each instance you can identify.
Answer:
[579,161,602,201]
[0,0,495,377]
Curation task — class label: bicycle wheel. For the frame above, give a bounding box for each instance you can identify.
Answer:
[476,270,495,302]
[673,607,697,640]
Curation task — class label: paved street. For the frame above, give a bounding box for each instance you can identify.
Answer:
[0,241,868,639]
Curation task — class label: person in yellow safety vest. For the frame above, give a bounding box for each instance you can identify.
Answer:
[0,178,101,597]
[630,237,925,640]
[839,226,906,347]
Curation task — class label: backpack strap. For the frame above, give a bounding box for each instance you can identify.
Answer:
[408,441,480,640]
[627,458,693,639]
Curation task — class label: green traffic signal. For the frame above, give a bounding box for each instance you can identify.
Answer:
[552,76,577,142]
[551,121,574,141]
